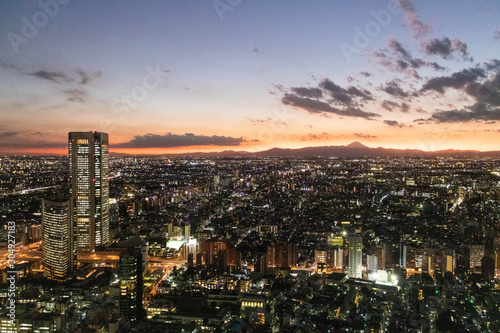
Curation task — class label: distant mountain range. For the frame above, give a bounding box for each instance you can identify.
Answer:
[110,142,500,158]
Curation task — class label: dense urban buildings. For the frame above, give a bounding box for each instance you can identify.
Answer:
[2,0,499,331]
[1,153,500,332]
[68,131,110,253]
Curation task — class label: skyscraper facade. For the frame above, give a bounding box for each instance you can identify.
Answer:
[119,247,143,323]
[348,236,363,279]
[69,131,109,253]
[42,198,74,281]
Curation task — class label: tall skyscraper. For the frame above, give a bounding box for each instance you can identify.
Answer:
[119,247,143,323]
[348,236,363,279]
[42,198,75,281]
[69,132,109,253]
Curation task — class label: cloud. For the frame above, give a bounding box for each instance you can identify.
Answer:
[252,46,264,54]
[29,71,72,83]
[290,87,323,99]
[381,100,399,111]
[298,132,338,141]
[113,133,249,148]
[398,0,431,38]
[0,139,66,149]
[25,67,101,86]
[281,93,379,120]
[381,80,410,98]
[76,68,102,85]
[384,120,406,127]
[420,67,486,94]
[360,71,372,77]
[282,93,339,114]
[246,117,288,127]
[279,77,379,120]
[354,133,377,139]
[346,86,371,99]
[0,62,23,71]
[417,103,500,123]
[0,131,19,138]
[246,117,271,125]
[421,38,471,61]
[484,59,500,71]
[463,73,500,106]
[65,88,87,103]
[388,38,411,59]
[374,39,445,73]
[380,99,411,113]
[319,79,354,105]
[319,78,372,104]
[419,62,500,112]
[401,103,410,113]
[23,67,102,104]
[495,30,500,40]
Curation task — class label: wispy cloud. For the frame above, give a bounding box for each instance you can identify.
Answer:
[384,120,406,127]
[252,46,263,54]
[398,0,431,38]
[29,70,73,83]
[0,62,23,71]
[65,88,87,103]
[374,38,445,73]
[0,131,19,138]
[354,133,377,139]
[246,117,288,127]
[76,68,102,85]
[381,100,410,113]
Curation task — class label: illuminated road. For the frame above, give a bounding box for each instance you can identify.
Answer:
[144,265,173,307]
[0,243,186,270]
[148,257,186,266]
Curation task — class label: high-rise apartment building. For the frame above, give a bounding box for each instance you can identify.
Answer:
[69,131,109,253]
[42,198,75,281]
[468,244,485,274]
[348,236,363,279]
[367,254,378,273]
[266,242,297,269]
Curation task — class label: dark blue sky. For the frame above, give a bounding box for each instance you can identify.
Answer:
[0,0,499,154]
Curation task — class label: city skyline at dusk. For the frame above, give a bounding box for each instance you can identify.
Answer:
[1,0,500,155]
[2,3,500,331]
